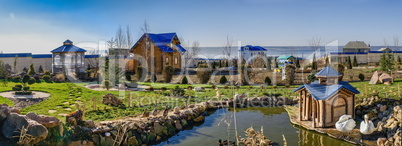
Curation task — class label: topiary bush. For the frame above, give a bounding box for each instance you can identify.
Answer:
[181,76,188,84]
[264,76,271,85]
[197,65,211,84]
[44,70,51,76]
[187,86,193,90]
[42,75,51,82]
[358,73,365,81]
[161,87,167,91]
[223,85,229,89]
[12,76,21,82]
[163,66,174,83]
[219,76,227,84]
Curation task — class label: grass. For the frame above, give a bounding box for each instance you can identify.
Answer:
[0,76,400,122]
[0,96,14,106]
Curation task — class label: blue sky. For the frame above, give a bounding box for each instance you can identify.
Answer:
[0,0,401,53]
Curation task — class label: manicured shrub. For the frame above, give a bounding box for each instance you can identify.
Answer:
[161,87,167,91]
[359,73,365,81]
[53,74,65,83]
[163,66,174,83]
[23,86,30,91]
[223,85,229,89]
[181,76,188,84]
[219,76,227,84]
[12,76,21,82]
[148,86,154,91]
[187,86,193,90]
[264,76,271,85]
[22,75,30,84]
[28,78,36,85]
[248,86,253,89]
[28,64,36,76]
[44,70,51,76]
[197,65,211,84]
[15,91,32,95]
[151,74,157,82]
[211,85,216,89]
[12,85,21,91]
[102,80,111,90]
[42,75,51,82]
[272,85,277,89]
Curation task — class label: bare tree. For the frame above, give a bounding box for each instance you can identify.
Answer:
[126,25,133,49]
[309,36,322,51]
[394,36,399,51]
[140,20,151,72]
[191,41,201,58]
[384,38,389,48]
[223,36,233,60]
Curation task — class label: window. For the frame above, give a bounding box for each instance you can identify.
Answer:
[174,56,178,65]
[165,57,169,65]
[54,55,61,65]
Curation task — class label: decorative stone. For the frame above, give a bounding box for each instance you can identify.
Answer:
[173,107,180,114]
[174,120,183,130]
[127,136,139,145]
[377,138,387,146]
[2,113,48,144]
[84,120,96,128]
[153,122,163,135]
[26,112,61,128]
[102,93,122,107]
[380,105,387,112]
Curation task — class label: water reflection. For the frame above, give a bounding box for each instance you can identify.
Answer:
[156,107,355,146]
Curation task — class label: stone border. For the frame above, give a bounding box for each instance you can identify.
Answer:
[0,91,50,100]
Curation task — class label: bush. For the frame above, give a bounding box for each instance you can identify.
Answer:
[358,73,365,81]
[151,74,157,82]
[102,80,111,90]
[15,91,32,95]
[211,85,216,89]
[181,76,188,84]
[23,86,30,91]
[163,66,174,83]
[161,87,167,91]
[136,67,146,81]
[44,70,51,76]
[197,66,211,84]
[223,85,229,89]
[28,78,36,85]
[248,86,253,89]
[12,85,22,91]
[272,85,277,89]
[264,76,271,85]
[52,74,65,83]
[42,75,51,82]
[125,72,132,81]
[12,76,21,82]
[187,86,193,90]
[28,64,36,76]
[148,86,154,91]
[236,86,240,89]
[171,86,185,97]
[219,76,227,84]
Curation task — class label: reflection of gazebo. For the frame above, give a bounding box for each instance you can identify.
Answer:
[51,40,86,74]
[294,66,360,128]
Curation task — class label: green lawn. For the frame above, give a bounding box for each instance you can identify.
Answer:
[0,78,400,122]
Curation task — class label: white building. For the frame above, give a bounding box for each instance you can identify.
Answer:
[238,45,267,61]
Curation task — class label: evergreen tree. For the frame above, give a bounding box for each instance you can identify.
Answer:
[22,67,28,73]
[312,53,317,70]
[346,56,352,69]
[380,52,394,74]
[398,56,402,64]
[295,58,300,68]
[38,65,44,73]
[219,60,222,68]
[352,55,358,67]
[28,64,36,76]
[225,60,229,67]
[325,56,329,66]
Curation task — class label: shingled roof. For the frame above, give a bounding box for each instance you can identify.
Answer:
[51,40,86,53]
[238,45,267,51]
[343,41,370,49]
[315,66,342,77]
[294,81,360,100]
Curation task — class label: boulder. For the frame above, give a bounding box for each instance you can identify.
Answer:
[377,137,387,146]
[173,107,180,114]
[0,104,20,122]
[102,93,122,107]
[174,120,183,131]
[2,113,48,144]
[127,82,138,88]
[26,112,61,128]
[153,122,163,135]
[380,105,387,112]
[84,120,96,128]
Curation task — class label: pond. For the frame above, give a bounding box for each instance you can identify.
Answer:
[156,107,355,146]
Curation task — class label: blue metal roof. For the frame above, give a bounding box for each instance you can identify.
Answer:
[84,55,100,58]
[51,40,87,53]
[315,66,342,77]
[133,33,186,53]
[294,81,360,100]
[329,52,368,55]
[32,54,52,58]
[0,53,32,58]
[239,45,267,51]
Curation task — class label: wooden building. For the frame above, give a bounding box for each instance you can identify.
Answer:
[294,66,360,128]
[129,33,186,73]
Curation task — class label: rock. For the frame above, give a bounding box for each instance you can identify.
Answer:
[84,120,96,128]
[67,117,77,126]
[193,116,205,123]
[127,136,139,145]
[153,122,163,135]
[26,112,61,128]
[394,105,401,112]
[127,82,138,88]
[380,105,387,112]
[173,107,180,114]
[174,120,183,130]
[385,118,396,128]
[377,137,387,146]
[2,113,48,144]
[102,93,122,107]
[193,87,204,92]
[0,104,20,122]
[377,122,385,132]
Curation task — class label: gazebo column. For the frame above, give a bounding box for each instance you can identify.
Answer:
[312,100,316,127]
[299,92,302,121]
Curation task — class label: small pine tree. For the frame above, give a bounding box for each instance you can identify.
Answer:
[28,64,36,76]
[163,66,174,83]
[264,76,271,85]
[44,70,51,76]
[346,56,352,69]
[380,52,394,74]
[352,55,358,67]
[22,67,28,73]
[225,60,229,67]
[181,76,188,84]
[218,60,222,68]
[219,76,227,84]
[312,53,317,70]
[295,58,301,68]
[358,73,365,81]
[38,65,44,73]
[325,56,329,66]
